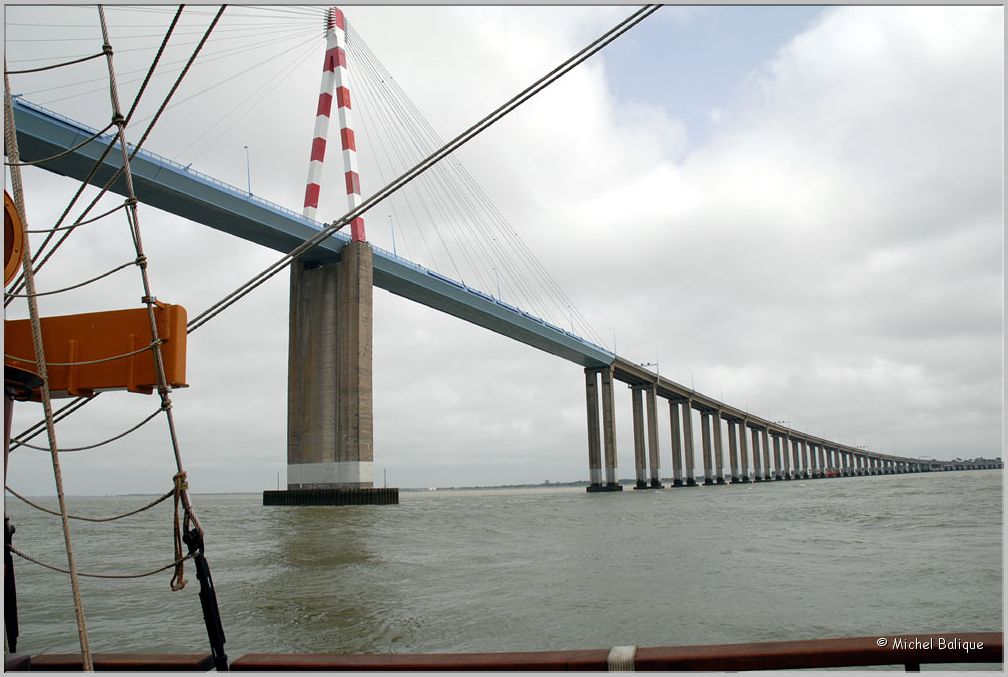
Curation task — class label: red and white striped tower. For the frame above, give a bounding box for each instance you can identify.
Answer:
[303,6,366,242]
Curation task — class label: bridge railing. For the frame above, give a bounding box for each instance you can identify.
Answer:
[13,96,327,233]
[15,96,613,361]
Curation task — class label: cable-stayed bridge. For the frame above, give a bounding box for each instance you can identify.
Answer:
[12,95,952,502]
[7,6,975,507]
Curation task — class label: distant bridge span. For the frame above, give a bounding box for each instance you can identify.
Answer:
[12,96,943,495]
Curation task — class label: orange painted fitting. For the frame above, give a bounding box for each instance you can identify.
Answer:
[4,302,187,399]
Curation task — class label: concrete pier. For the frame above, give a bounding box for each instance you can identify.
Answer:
[750,426,762,482]
[701,411,714,485]
[682,400,698,486]
[713,411,726,484]
[774,431,782,479]
[669,400,684,487]
[768,429,780,480]
[631,386,648,490]
[762,429,770,481]
[600,367,621,490]
[727,420,740,483]
[645,386,662,488]
[801,439,811,479]
[738,420,751,482]
[779,435,790,479]
[283,241,379,502]
[584,368,603,491]
[790,438,800,479]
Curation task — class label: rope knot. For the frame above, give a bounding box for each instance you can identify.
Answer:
[111,113,125,126]
[173,471,188,493]
[102,43,113,56]
[134,255,147,269]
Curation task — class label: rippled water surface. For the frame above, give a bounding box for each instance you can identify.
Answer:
[5,471,1002,663]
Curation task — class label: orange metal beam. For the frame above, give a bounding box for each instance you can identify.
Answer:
[4,303,187,399]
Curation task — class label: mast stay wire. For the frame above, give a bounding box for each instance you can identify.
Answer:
[5,5,186,306]
[6,6,230,306]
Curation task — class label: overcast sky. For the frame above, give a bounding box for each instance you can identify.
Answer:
[4,4,1003,495]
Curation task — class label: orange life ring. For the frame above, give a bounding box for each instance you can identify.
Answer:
[4,190,26,286]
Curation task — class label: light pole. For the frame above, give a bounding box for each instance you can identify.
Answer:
[492,267,502,300]
[244,145,251,195]
[688,368,694,391]
[388,215,397,256]
[567,304,574,332]
[609,328,616,353]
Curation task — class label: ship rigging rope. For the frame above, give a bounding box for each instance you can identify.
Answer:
[96,3,226,549]
[24,201,128,233]
[10,405,166,453]
[4,5,186,305]
[185,3,662,334]
[4,121,115,167]
[5,338,162,368]
[3,258,139,298]
[9,396,93,450]
[8,545,193,580]
[5,485,175,522]
[4,51,105,75]
[4,65,93,671]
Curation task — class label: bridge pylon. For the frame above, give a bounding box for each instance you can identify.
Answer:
[266,6,392,506]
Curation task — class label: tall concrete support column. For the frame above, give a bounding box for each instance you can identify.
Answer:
[818,445,826,478]
[758,429,766,481]
[631,386,648,490]
[802,439,811,479]
[780,435,790,479]
[737,421,753,483]
[700,411,714,485]
[727,420,740,483]
[791,438,801,479]
[764,428,775,480]
[668,400,684,487]
[584,368,603,490]
[809,443,819,478]
[600,367,621,490]
[287,242,374,491]
[750,426,762,482]
[682,400,697,486]
[645,386,662,488]
[713,411,726,484]
[739,421,751,482]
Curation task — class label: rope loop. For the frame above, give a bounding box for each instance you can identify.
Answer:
[170,471,188,591]
[102,43,113,56]
[111,112,125,126]
[135,254,147,269]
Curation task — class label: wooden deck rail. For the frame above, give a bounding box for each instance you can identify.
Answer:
[5,632,1001,671]
[230,632,1002,671]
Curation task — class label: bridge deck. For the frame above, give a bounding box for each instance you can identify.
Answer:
[11,98,613,369]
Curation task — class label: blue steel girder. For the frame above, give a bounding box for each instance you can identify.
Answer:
[11,97,613,369]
